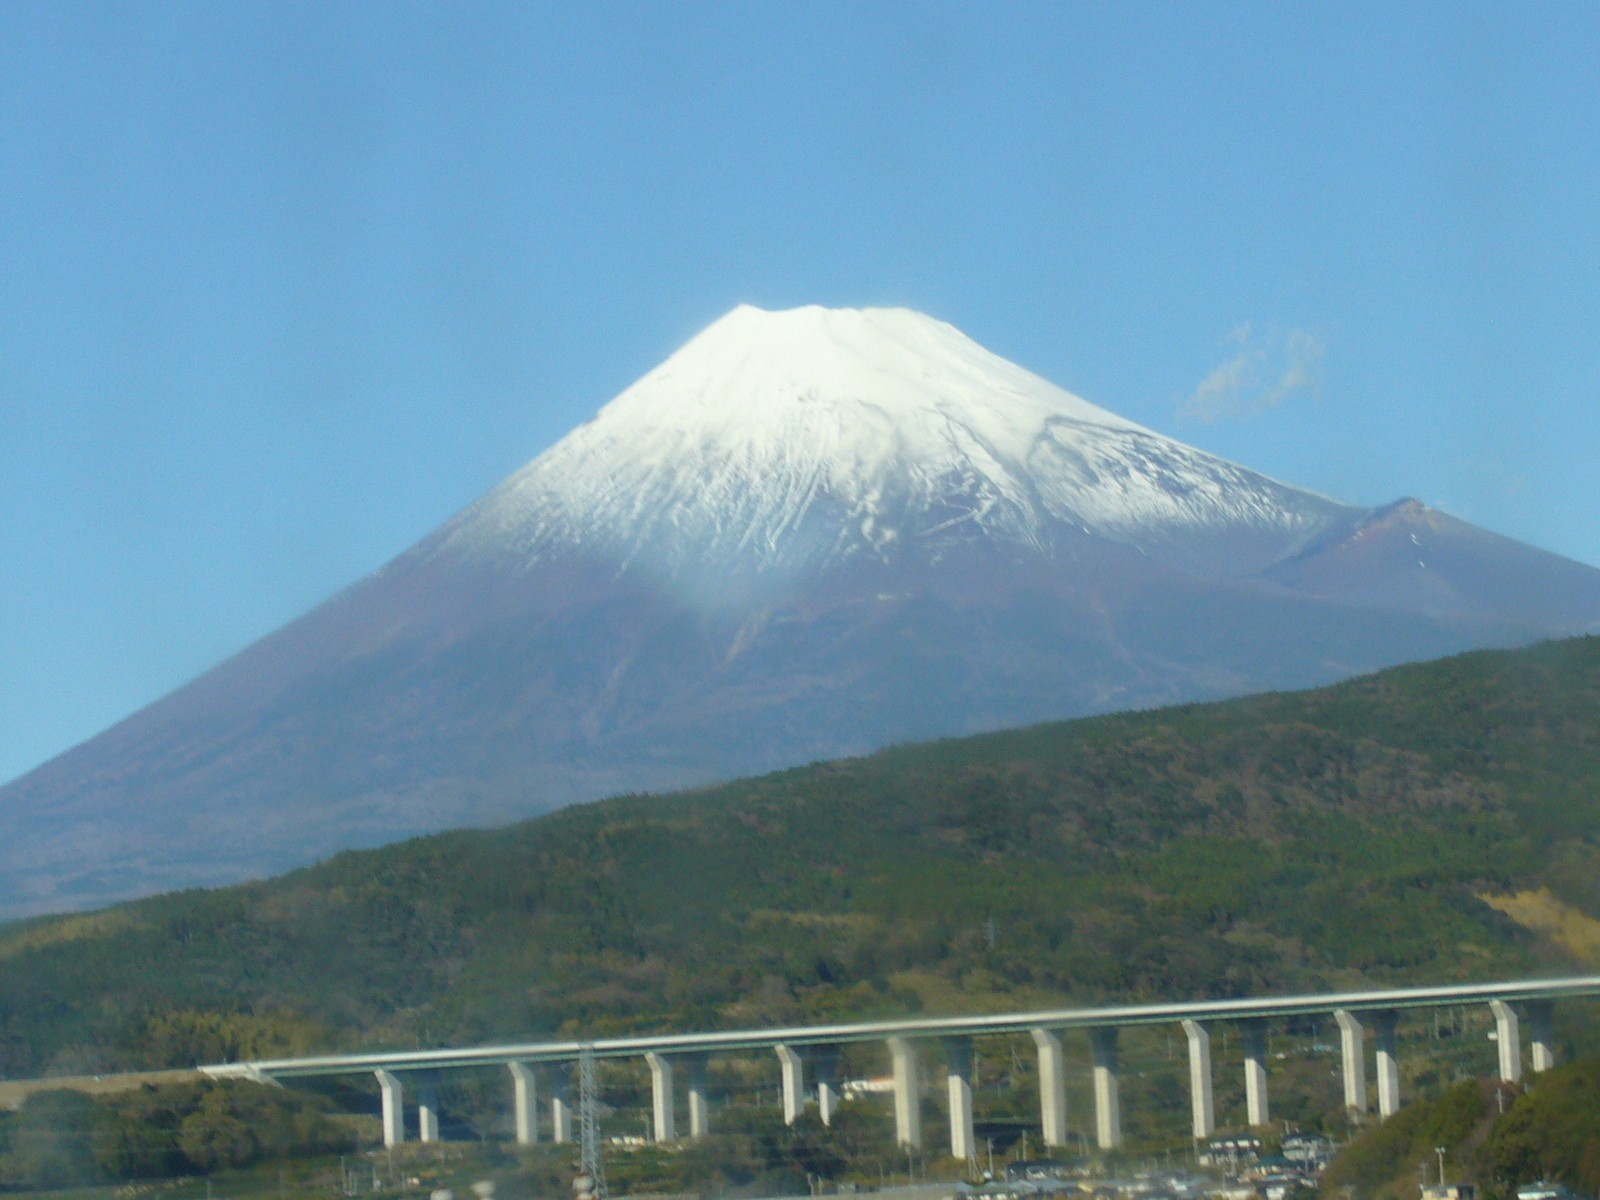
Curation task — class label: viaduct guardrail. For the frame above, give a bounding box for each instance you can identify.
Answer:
[203,976,1600,1158]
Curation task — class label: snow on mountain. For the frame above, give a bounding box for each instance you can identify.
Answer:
[4,302,1599,919]
[435,305,1347,581]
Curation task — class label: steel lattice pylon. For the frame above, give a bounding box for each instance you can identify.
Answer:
[578,1044,608,1200]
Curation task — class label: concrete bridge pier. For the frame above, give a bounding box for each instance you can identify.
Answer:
[682,1054,710,1139]
[887,1036,923,1149]
[508,1062,538,1145]
[1373,1011,1400,1118]
[1242,1020,1269,1127]
[1528,1001,1556,1073]
[645,1052,676,1142]
[1181,1020,1215,1139]
[376,1069,405,1147]
[417,1077,441,1143]
[944,1037,976,1163]
[1031,1028,1068,1149]
[550,1069,573,1144]
[813,1046,842,1127]
[1090,1027,1122,1150]
[1334,1010,1369,1113]
[776,1044,805,1125]
[1490,1000,1522,1083]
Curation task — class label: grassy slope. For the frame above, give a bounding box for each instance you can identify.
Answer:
[2,636,1599,1078]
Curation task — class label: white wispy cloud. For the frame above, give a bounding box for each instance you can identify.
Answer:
[1182,324,1325,423]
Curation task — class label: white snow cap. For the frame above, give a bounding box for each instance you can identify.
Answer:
[608,303,1152,454]
[444,304,1338,575]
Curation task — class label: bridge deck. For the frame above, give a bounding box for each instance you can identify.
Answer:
[203,975,1600,1080]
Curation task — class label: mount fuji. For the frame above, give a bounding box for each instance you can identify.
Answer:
[6,305,1600,917]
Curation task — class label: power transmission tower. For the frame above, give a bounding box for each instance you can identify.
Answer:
[578,1045,608,1200]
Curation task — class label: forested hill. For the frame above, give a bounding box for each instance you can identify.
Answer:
[4,636,1600,1079]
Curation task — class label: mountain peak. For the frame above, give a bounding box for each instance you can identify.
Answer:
[651,303,1145,439]
[435,305,1345,581]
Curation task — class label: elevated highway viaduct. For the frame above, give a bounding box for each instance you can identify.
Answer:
[203,976,1600,1158]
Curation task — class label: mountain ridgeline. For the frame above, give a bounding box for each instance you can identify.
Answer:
[2,635,1599,1080]
[4,304,1599,918]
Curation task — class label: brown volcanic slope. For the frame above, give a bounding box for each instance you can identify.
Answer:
[1264,498,1600,625]
[3,307,1598,919]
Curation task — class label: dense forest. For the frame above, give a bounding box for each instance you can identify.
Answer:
[2,636,1599,1081]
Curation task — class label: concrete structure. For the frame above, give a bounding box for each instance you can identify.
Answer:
[1090,1027,1121,1150]
[887,1036,922,1149]
[1373,1011,1401,1118]
[645,1052,675,1142]
[508,1062,538,1145]
[203,977,1600,1153]
[550,1070,572,1144]
[1181,1019,1215,1139]
[944,1037,976,1162]
[1334,1009,1369,1113]
[508,1068,540,1152]
[1031,1028,1068,1149]
[417,1078,440,1143]
[376,1069,404,1147]
[775,1044,804,1125]
[681,1054,710,1139]
[1529,1001,1556,1073]
[813,1046,841,1127]
[1491,1000,1522,1083]
[1242,1020,1269,1127]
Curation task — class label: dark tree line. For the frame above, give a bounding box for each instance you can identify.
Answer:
[0,1078,355,1189]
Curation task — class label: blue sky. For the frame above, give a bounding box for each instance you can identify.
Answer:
[4,2,1600,785]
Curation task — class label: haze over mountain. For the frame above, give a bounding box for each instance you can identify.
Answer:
[5,305,1599,918]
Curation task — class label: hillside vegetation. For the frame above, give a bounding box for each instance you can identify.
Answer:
[3,637,1600,1078]
[0,1079,352,1190]
[1325,1051,1600,1200]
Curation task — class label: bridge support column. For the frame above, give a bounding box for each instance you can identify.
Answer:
[814,1046,841,1127]
[1372,1011,1400,1118]
[1528,1002,1556,1073]
[944,1037,976,1163]
[1242,1020,1269,1127]
[1334,1010,1368,1113]
[418,1079,440,1143]
[776,1044,805,1125]
[1181,1020,1215,1139]
[645,1052,676,1142]
[1490,1001,1522,1083]
[509,1062,538,1145]
[1031,1028,1068,1149]
[550,1069,573,1144]
[888,1037,923,1149]
[683,1054,710,1139]
[1090,1027,1122,1150]
[376,1069,405,1148]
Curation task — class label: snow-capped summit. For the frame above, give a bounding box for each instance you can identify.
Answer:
[440,305,1342,581]
[4,303,1599,919]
